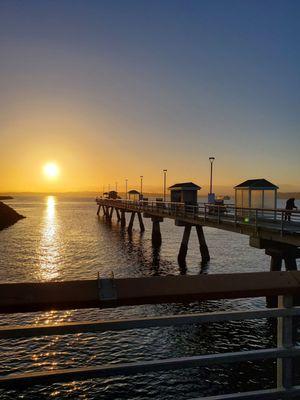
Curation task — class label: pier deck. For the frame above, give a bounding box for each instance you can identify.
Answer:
[96,198,300,247]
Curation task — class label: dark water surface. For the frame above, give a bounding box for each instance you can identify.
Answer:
[0,196,299,399]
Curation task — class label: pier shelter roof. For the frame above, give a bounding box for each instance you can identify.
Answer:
[234,179,278,211]
[169,182,201,191]
[234,179,278,190]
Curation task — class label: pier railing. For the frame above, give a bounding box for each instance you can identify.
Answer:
[96,197,300,235]
[1,272,300,399]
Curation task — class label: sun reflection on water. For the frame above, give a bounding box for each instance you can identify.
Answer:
[38,196,61,280]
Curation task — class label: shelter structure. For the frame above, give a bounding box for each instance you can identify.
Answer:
[234,179,278,217]
[169,182,201,206]
[128,189,140,201]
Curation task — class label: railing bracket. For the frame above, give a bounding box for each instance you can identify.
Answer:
[98,272,118,301]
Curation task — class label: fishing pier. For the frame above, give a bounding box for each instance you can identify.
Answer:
[96,181,300,273]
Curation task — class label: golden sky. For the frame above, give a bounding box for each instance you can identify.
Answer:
[0,2,299,194]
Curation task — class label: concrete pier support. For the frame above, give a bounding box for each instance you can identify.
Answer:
[128,212,136,233]
[109,207,114,220]
[137,213,145,232]
[267,254,283,308]
[265,246,298,307]
[152,218,162,247]
[115,208,121,222]
[121,211,126,228]
[97,205,101,216]
[270,254,283,272]
[284,255,297,271]
[178,225,192,264]
[196,225,210,264]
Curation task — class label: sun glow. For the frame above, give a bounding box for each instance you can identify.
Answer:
[43,162,60,179]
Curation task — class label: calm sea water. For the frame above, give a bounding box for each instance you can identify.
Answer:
[0,196,299,399]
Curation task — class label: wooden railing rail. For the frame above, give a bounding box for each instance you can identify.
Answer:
[2,272,300,398]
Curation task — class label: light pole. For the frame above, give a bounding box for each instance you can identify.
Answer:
[125,179,128,199]
[209,157,215,202]
[140,176,143,197]
[115,181,118,192]
[163,169,167,201]
[108,183,110,192]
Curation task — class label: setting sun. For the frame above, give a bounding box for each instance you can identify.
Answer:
[43,162,60,179]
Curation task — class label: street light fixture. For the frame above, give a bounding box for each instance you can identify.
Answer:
[125,179,128,199]
[140,176,143,197]
[208,157,215,203]
[163,169,167,202]
[115,181,118,192]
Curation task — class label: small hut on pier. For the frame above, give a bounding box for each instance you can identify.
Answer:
[169,182,201,205]
[234,179,278,217]
[128,189,140,201]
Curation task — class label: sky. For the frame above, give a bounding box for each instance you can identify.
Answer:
[0,0,299,194]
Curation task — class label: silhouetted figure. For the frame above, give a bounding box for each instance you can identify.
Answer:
[285,198,297,221]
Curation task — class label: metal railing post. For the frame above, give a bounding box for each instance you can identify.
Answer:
[277,294,294,391]
[218,205,220,224]
[281,211,284,236]
[255,209,258,230]
[204,204,207,222]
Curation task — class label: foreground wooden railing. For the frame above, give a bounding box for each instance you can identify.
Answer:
[1,272,300,399]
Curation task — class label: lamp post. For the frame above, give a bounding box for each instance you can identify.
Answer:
[108,184,110,192]
[115,182,118,192]
[208,157,215,203]
[140,176,143,197]
[163,169,167,202]
[125,179,128,199]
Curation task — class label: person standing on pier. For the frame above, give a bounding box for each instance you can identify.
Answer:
[285,198,298,221]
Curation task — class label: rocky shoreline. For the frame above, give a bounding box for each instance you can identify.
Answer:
[0,202,25,230]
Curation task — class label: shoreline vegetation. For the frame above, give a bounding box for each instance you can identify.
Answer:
[0,202,25,230]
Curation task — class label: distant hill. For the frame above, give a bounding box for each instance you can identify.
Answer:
[0,196,13,200]
[278,192,300,199]
[0,202,25,230]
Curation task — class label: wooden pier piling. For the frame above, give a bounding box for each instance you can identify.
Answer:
[195,225,210,264]
[151,218,162,247]
[137,212,145,232]
[121,211,126,228]
[128,212,136,233]
[115,208,121,222]
[178,225,191,264]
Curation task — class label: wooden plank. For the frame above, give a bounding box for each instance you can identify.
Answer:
[1,272,300,313]
[0,347,300,388]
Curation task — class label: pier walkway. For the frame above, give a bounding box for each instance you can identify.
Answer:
[96,198,300,246]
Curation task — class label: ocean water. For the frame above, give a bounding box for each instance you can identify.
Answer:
[0,196,299,399]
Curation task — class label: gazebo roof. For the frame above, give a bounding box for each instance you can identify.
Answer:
[234,179,278,190]
[169,182,201,191]
[128,189,140,195]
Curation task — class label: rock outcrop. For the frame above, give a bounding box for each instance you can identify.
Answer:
[0,202,25,230]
